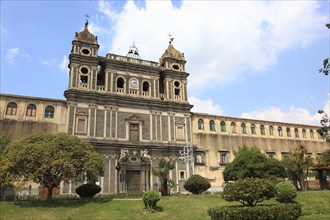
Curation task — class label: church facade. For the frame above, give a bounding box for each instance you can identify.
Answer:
[1,23,329,194]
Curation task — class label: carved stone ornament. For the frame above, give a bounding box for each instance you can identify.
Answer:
[119,148,129,162]
[141,149,151,162]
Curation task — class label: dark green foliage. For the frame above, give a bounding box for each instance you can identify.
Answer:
[76,183,101,198]
[275,181,297,203]
[142,190,160,211]
[183,174,211,194]
[222,178,276,206]
[0,133,104,199]
[207,203,301,220]
[223,146,286,181]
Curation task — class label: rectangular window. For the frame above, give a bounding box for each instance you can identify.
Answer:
[179,171,186,180]
[219,151,229,165]
[195,152,204,165]
[176,125,185,140]
[266,152,275,159]
[76,117,87,134]
[281,152,289,160]
[130,123,139,141]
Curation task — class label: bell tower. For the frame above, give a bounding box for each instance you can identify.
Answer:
[68,17,100,91]
[159,36,188,102]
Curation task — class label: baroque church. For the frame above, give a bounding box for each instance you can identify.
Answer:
[1,21,329,194]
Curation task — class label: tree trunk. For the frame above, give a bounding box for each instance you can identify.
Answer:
[298,172,307,191]
[47,186,53,200]
[160,179,168,196]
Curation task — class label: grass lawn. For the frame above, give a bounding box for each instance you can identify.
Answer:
[0,191,329,220]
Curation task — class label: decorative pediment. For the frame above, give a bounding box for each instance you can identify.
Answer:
[125,114,143,122]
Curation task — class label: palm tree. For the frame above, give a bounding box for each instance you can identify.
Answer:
[152,159,175,196]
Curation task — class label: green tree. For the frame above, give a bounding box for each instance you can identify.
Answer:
[317,110,330,142]
[282,145,313,191]
[311,149,330,190]
[319,23,330,76]
[0,132,104,199]
[0,133,11,198]
[223,146,286,181]
[152,159,175,196]
[222,178,276,207]
[184,174,211,194]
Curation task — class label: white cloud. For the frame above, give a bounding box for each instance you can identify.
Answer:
[240,99,329,126]
[1,24,9,38]
[190,96,224,115]
[5,47,31,64]
[94,0,326,93]
[5,48,20,64]
[39,58,57,66]
[59,55,68,72]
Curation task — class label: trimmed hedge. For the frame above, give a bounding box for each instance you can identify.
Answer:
[222,178,276,206]
[184,174,211,194]
[76,183,101,198]
[142,190,161,210]
[275,181,297,203]
[207,203,301,220]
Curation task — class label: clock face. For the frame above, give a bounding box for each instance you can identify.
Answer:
[130,78,138,87]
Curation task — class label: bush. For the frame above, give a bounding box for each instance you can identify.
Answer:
[142,190,160,211]
[75,183,101,198]
[207,203,301,220]
[222,178,276,206]
[183,174,211,194]
[275,181,297,203]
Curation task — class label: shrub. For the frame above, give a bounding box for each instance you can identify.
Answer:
[276,181,297,203]
[75,183,101,198]
[142,190,160,211]
[207,203,301,220]
[222,178,276,206]
[183,174,211,194]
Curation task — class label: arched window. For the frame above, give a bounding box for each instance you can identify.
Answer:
[260,125,265,135]
[142,81,149,92]
[117,77,124,88]
[251,124,256,134]
[26,104,36,117]
[294,128,299,138]
[209,120,215,131]
[220,121,226,132]
[310,130,314,139]
[241,123,247,134]
[174,81,181,96]
[198,119,204,130]
[302,129,307,138]
[269,125,274,136]
[286,127,291,137]
[231,122,237,133]
[6,102,17,115]
[278,127,283,136]
[44,106,55,118]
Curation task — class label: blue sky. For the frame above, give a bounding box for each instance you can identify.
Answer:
[1,0,329,125]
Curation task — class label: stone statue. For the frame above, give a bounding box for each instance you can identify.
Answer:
[141,149,151,162]
[119,148,129,162]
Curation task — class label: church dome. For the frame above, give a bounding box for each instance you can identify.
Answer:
[160,42,185,62]
[74,22,98,44]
